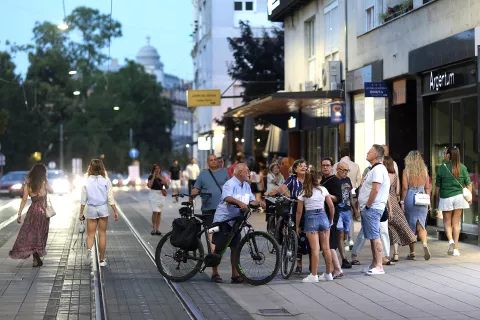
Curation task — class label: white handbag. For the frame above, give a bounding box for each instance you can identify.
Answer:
[78,220,85,233]
[45,196,56,218]
[414,193,430,206]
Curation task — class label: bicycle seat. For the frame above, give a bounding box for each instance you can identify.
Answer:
[194,214,212,221]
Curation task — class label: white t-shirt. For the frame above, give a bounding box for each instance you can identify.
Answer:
[297,187,330,211]
[358,163,390,211]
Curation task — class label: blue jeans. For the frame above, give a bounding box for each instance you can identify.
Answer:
[304,209,330,232]
[360,208,384,240]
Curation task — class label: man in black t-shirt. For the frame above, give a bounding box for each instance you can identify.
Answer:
[169,160,182,202]
[320,157,345,278]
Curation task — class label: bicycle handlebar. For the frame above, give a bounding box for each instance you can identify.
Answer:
[263,194,297,203]
[172,193,212,198]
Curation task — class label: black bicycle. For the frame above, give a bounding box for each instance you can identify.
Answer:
[264,195,298,279]
[155,194,281,286]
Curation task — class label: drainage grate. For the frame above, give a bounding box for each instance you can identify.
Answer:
[258,308,292,316]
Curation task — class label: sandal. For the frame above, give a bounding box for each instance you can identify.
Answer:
[294,266,302,274]
[151,230,156,235]
[407,252,416,260]
[383,259,395,266]
[392,254,399,262]
[333,273,344,279]
[211,274,223,283]
[156,231,162,236]
[231,276,244,284]
[351,260,361,265]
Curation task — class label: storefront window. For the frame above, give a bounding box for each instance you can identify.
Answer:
[354,94,386,172]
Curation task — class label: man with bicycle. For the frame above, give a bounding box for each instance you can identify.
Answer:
[211,163,265,283]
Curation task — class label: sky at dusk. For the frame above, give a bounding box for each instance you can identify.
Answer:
[0,0,194,81]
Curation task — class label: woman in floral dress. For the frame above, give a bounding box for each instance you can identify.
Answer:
[9,164,53,267]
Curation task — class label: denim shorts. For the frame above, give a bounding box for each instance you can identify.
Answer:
[86,204,109,219]
[304,209,330,232]
[360,207,383,240]
[336,210,352,234]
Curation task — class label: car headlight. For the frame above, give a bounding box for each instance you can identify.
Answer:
[53,179,70,192]
[11,183,23,190]
[73,176,85,188]
[135,178,141,185]
[112,179,118,185]
[122,179,129,186]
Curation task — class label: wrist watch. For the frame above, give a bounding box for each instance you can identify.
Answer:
[399,201,405,205]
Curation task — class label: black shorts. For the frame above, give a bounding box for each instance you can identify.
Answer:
[329,225,338,250]
[212,222,241,253]
[202,209,215,226]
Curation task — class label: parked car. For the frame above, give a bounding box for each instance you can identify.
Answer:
[0,171,28,197]
[48,170,71,195]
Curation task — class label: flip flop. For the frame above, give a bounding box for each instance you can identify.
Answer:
[333,273,344,279]
[383,259,395,266]
[231,276,245,284]
[351,260,361,265]
[365,268,385,276]
[211,274,223,283]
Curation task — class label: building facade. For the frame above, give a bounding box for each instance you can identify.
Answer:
[346,0,480,239]
[191,0,277,167]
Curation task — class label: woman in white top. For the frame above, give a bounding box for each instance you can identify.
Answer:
[79,159,118,267]
[296,171,335,283]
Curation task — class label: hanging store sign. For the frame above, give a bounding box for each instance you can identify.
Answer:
[429,71,455,91]
[187,90,221,107]
[330,103,345,124]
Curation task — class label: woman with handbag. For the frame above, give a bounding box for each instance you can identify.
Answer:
[383,157,417,262]
[80,159,118,267]
[435,147,472,256]
[148,164,169,235]
[400,151,431,260]
[10,163,54,267]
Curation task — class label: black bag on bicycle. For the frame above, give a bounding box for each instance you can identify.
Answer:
[170,218,199,251]
[275,199,290,218]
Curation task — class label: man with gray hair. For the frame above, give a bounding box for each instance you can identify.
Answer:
[211,163,265,283]
[358,144,390,275]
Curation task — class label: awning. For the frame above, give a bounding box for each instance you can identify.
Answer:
[224,90,345,130]
[224,90,344,118]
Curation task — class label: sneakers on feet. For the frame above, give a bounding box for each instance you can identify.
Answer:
[348,239,354,247]
[344,245,350,252]
[423,245,431,261]
[302,274,319,283]
[448,241,455,255]
[453,249,460,256]
[99,260,107,267]
[318,273,334,281]
[85,249,92,266]
[341,259,352,269]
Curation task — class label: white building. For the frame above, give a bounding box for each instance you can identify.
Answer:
[191,0,277,167]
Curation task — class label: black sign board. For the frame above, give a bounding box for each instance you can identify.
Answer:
[421,61,476,94]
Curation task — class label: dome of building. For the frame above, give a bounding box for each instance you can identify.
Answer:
[136,36,163,69]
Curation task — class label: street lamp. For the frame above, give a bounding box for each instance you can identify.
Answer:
[73,91,80,96]
[235,137,239,142]
[113,106,120,111]
[186,144,190,148]
[58,23,68,30]
[257,138,260,142]
[241,138,245,142]
[69,70,77,75]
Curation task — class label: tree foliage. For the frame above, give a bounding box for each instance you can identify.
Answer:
[0,6,174,173]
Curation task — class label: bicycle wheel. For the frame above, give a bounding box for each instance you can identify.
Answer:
[235,231,280,286]
[266,215,276,253]
[155,231,204,282]
[280,229,298,279]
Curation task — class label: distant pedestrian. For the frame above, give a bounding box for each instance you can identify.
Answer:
[217,157,225,169]
[185,158,200,194]
[434,147,472,256]
[169,160,182,202]
[279,157,291,180]
[79,159,119,267]
[10,164,54,267]
[227,156,241,178]
[148,164,169,235]
[384,156,416,263]
[357,145,390,275]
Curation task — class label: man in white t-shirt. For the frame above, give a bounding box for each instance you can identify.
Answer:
[357,144,390,276]
[185,158,200,194]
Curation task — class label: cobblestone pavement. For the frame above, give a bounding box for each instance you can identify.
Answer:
[117,189,480,320]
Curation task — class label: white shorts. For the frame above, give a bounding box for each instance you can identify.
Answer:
[438,194,469,211]
[149,190,165,212]
[171,179,181,189]
[86,204,109,219]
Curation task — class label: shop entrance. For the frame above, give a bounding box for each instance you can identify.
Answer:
[430,96,478,233]
[304,126,339,170]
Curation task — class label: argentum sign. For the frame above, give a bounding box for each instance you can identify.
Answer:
[429,71,455,91]
[268,0,280,15]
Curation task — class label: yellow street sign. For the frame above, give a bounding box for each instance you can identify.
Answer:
[187,90,221,107]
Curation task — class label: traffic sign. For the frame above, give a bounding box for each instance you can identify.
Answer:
[48,161,56,169]
[129,148,139,159]
[0,153,5,166]
[187,90,221,107]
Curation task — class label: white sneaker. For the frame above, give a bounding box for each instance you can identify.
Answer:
[318,273,334,281]
[85,249,92,266]
[448,240,455,255]
[302,274,319,283]
[99,260,107,267]
[453,249,460,257]
[344,246,350,252]
[348,239,354,247]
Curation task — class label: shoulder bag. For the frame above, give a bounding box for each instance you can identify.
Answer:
[443,164,472,202]
[208,169,223,193]
[412,170,431,206]
[45,195,56,218]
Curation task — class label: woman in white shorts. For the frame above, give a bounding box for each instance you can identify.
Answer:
[148,164,169,235]
[79,159,118,267]
[435,147,472,256]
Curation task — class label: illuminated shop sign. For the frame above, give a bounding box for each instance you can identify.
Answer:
[429,71,455,91]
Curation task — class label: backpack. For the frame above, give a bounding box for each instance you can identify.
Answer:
[170,218,199,251]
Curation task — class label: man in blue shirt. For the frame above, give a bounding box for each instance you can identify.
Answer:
[211,163,265,284]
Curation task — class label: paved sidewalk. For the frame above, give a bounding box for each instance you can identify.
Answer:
[0,195,93,320]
